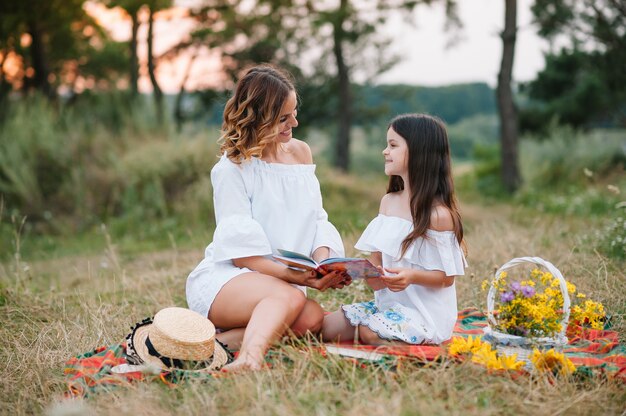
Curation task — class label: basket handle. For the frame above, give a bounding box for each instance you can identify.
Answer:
[486,257,571,341]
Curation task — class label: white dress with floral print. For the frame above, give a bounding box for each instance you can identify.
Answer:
[342,214,467,344]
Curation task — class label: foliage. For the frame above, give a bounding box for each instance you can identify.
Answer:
[354,83,496,127]
[596,205,626,260]
[519,126,626,188]
[447,114,498,160]
[0,0,127,98]
[0,93,218,234]
[520,48,624,130]
[524,0,626,129]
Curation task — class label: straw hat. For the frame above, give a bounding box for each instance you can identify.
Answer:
[124,307,232,372]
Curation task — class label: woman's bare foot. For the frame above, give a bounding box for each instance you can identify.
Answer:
[221,353,264,373]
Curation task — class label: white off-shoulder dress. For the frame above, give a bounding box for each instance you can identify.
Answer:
[186,154,345,320]
[342,214,467,344]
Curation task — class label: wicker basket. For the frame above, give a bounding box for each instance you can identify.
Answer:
[483,257,571,368]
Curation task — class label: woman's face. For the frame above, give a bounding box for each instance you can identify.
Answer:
[276,91,299,143]
[382,127,408,177]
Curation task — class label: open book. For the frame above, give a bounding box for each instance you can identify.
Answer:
[273,249,381,280]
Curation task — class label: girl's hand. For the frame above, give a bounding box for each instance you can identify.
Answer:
[379,267,414,292]
[365,276,386,291]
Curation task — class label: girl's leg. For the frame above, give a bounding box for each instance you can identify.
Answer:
[321,310,358,342]
[209,272,307,371]
[358,325,409,346]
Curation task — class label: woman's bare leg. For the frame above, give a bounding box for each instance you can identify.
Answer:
[209,272,307,371]
[216,299,324,352]
[321,310,358,342]
[216,328,245,351]
[290,299,325,336]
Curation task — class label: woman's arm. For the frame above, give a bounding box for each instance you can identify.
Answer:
[232,256,346,291]
[311,246,330,263]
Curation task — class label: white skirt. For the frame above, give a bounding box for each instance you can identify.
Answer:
[342,300,439,344]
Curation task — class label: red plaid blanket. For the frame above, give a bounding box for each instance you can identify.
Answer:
[64,308,625,397]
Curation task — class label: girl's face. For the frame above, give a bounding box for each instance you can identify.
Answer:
[382,127,408,177]
[276,90,299,143]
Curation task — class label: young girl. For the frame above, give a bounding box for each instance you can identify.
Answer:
[322,114,467,345]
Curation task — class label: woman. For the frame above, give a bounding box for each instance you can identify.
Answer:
[186,65,348,371]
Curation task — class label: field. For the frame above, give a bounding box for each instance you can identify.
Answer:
[1,150,625,414]
[0,99,625,414]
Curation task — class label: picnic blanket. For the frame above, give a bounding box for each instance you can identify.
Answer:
[64,308,626,397]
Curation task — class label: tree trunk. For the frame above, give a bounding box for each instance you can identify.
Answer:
[496,0,521,192]
[148,6,164,122]
[174,48,198,132]
[130,10,140,98]
[27,19,53,98]
[332,0,352,172]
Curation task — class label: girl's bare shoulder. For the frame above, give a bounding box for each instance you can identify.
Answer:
[430,205,454,231]
[379,191,402,215]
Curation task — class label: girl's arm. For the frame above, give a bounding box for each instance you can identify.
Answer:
[381,267,455,292]
[232,256,346,291]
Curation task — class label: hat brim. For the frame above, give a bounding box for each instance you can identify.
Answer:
[126,321,231,372]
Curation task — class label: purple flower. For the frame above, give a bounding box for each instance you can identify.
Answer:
[522,285,536,298]
[500,291,515,303]
[510,281,522,293]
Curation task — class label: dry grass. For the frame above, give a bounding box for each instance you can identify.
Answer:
[1,192,625,415]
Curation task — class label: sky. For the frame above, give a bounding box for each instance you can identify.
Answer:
[377,0,548,87]
[87,0,549,93]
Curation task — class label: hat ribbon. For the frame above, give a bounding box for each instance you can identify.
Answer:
[145,336,214,369]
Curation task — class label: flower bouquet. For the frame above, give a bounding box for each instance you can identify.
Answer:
[483,257,571,365]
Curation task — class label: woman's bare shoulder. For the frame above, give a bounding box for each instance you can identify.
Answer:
[289,138,313,164]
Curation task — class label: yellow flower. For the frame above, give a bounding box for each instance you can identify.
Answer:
[498,354,525,371]
[448,336,491,356]
[530,348,576,376]
[471,347,501,370]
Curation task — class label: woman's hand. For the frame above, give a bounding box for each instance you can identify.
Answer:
[318,268,352,290]
[288,268,348,291]
[379,267,415,292]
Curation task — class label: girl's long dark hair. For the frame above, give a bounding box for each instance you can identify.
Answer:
[387,114,464,257]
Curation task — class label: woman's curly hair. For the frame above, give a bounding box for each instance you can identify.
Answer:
[219,65,295,162]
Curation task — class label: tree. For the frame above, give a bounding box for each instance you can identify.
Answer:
[146,0,172,121]
[520,48,614,131]
[524,0,626,128]
[496,0,521,192]
[306,0,460,172]
[0,0,125,99]
[106,0,144,98]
